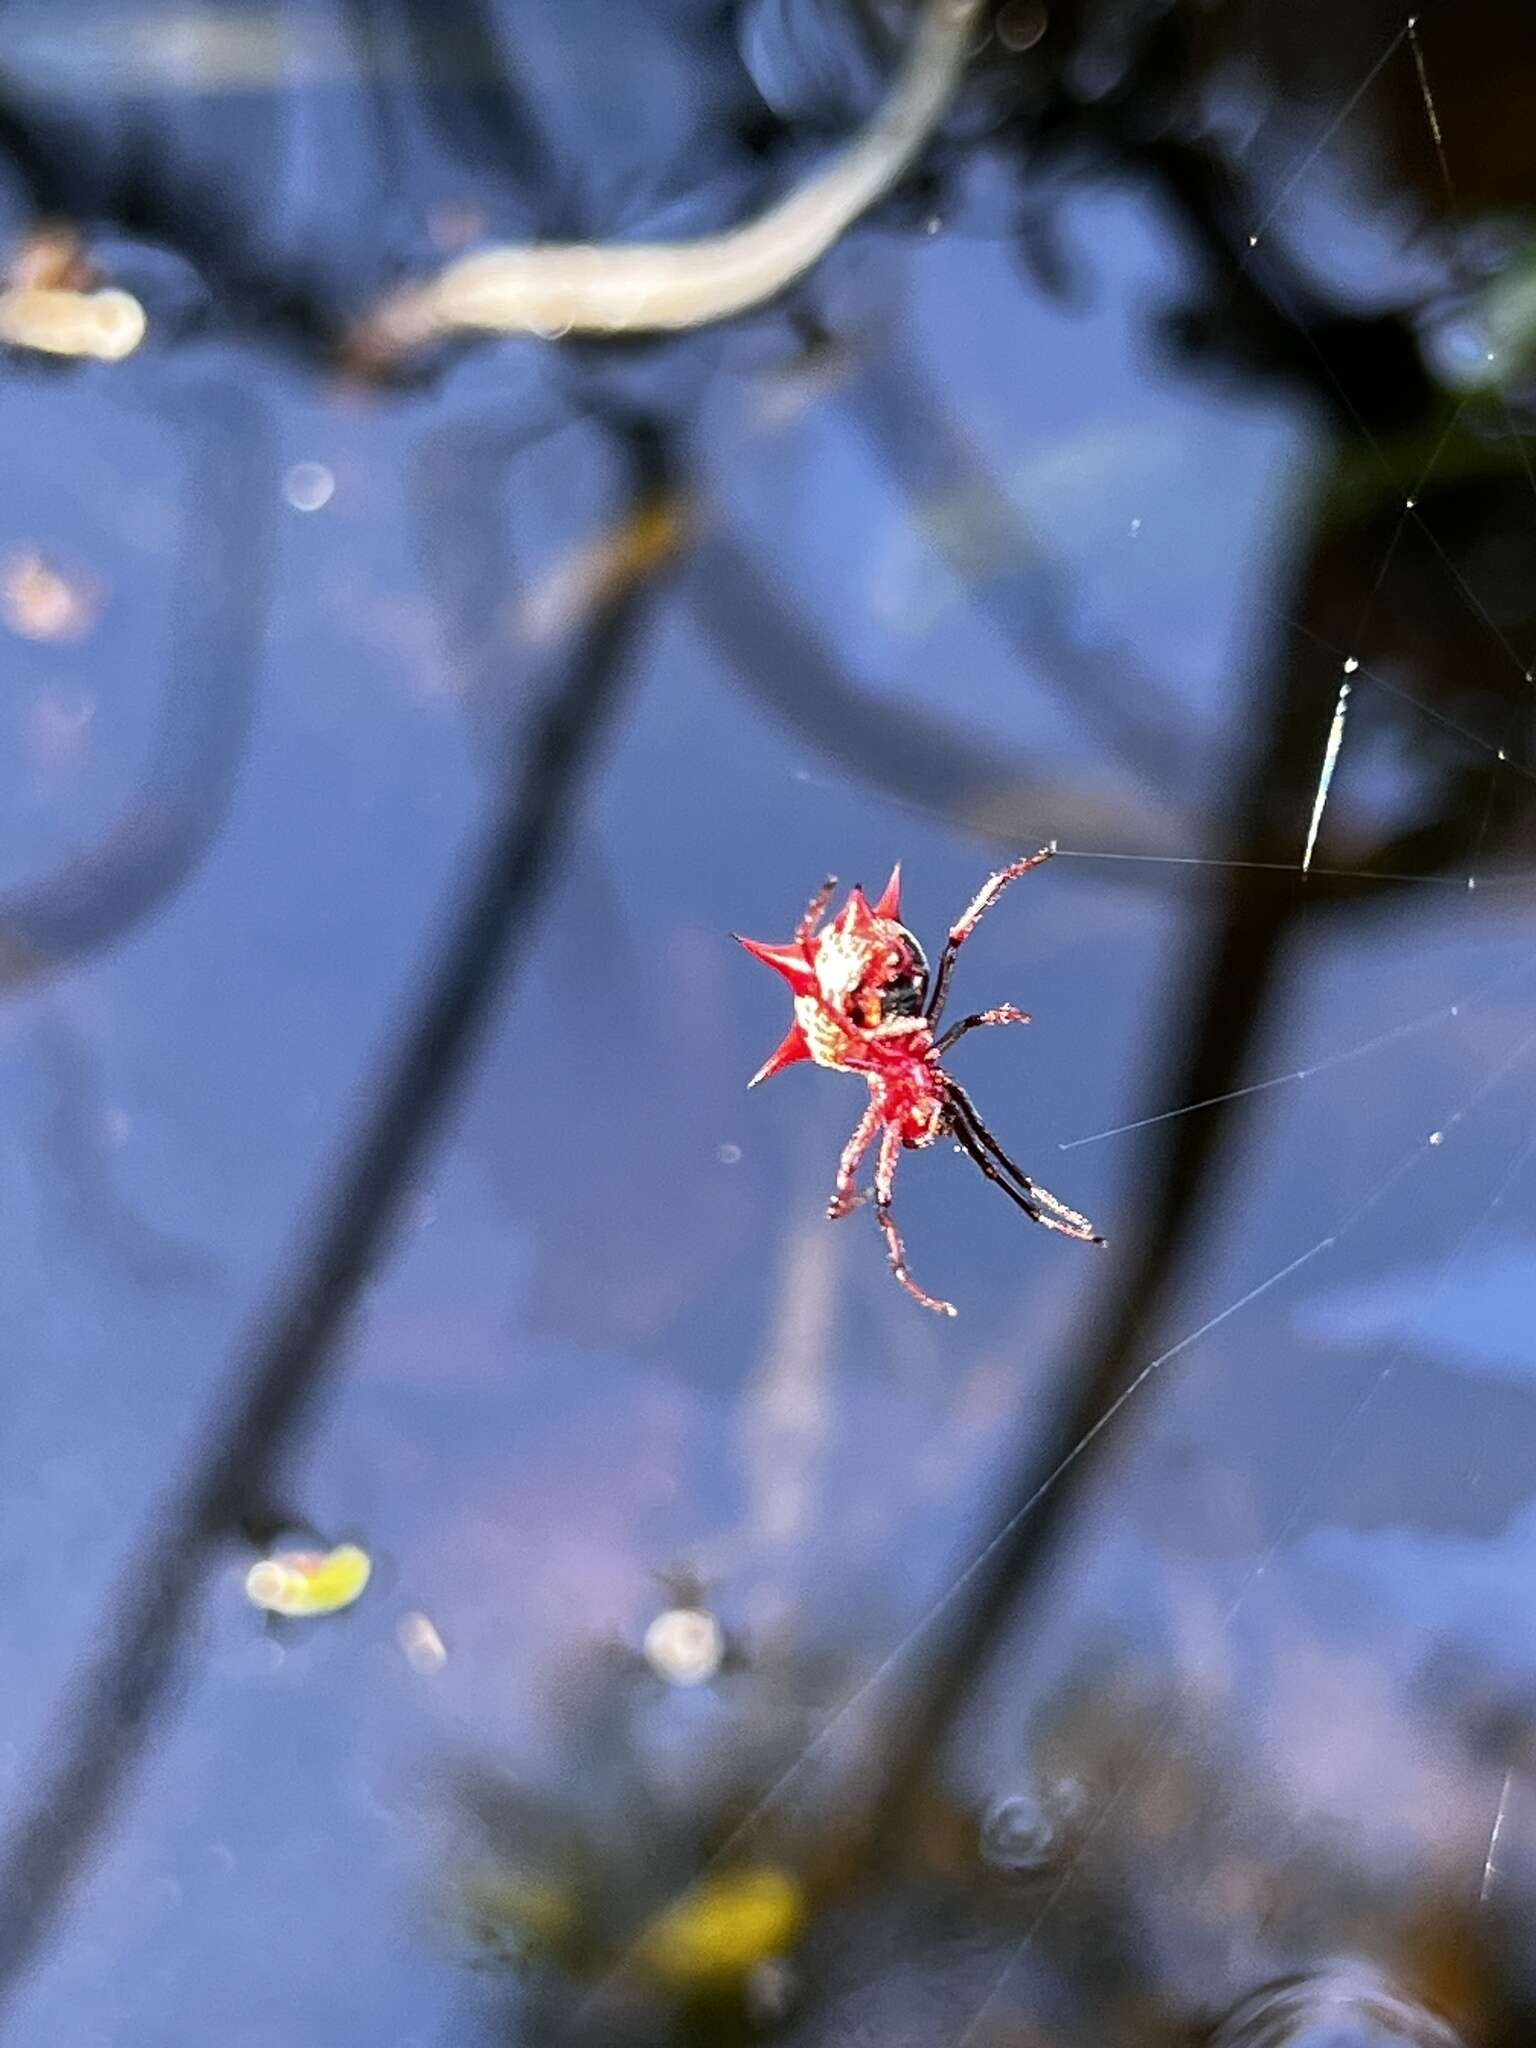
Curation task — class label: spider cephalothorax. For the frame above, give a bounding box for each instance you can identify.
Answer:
[735,846,1103,1316]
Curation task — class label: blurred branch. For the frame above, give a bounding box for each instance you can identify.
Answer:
[28,1003,216,1289]
[844,342,1199,793]
[1027,12,1440,441]
[0,380,275,993]
[389,0,559,191]
[687,532,1192,861]
[410,410,573,758]
[853,718,1307,1866]
[337,0,562,221]
[0,413,678,2016]
[411,402,1193,865]
[848,458,1536,1866]
[350,0,984,358]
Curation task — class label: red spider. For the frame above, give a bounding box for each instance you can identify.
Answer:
[735,846,1104,1316]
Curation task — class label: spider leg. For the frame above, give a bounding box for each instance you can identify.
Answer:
[948,1081,1104,1245]
[828,1095,880,1219]
[926,844,1055,1025]
[874,1126,956,1315]
[796,876,837,962]
[933,1004,1030,1056]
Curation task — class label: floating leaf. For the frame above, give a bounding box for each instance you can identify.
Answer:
[634,1867,805,1990]
[244,1542,372,1618]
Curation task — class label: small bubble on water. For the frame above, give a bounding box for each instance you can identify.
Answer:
[644,1606,725,1687]
[996,0,1048,52]
[398,1612,448,1674]
[717,1143,742,1165]
[979,1790,1056,1873]
[283,461,335,512]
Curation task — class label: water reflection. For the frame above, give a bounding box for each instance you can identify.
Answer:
[1,0,1535,2044]
[445,1632,831,2042]
[977,1780,1082,1877]
[1208,1963,1464,2048]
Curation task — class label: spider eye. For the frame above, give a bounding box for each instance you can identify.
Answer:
[879,930,929,1018]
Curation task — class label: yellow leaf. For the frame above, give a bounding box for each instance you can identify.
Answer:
[244,1543,372,1617]
[635,1867,805,1989]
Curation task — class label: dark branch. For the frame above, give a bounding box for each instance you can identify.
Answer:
[0,414,676,2013]
[0,380,274,993]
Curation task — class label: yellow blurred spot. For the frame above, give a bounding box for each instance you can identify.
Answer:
[397,1611,447,1673]
[0,285,146,360]
[519,496,685,645]
[244,1542,372,1617]
[634,1867,805,1990]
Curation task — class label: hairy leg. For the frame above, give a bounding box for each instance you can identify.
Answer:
[948,1083,1104,1244]
[828,1096,881,1219]
[934,1004,1030,1055]
[926,844,1055,1025]
[796,876,837,961]
[874,1126,955,1315]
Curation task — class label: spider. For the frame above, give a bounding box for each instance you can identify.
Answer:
[735,846,1103,1316]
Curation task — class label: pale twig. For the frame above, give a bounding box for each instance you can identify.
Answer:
[354,0,982,356]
